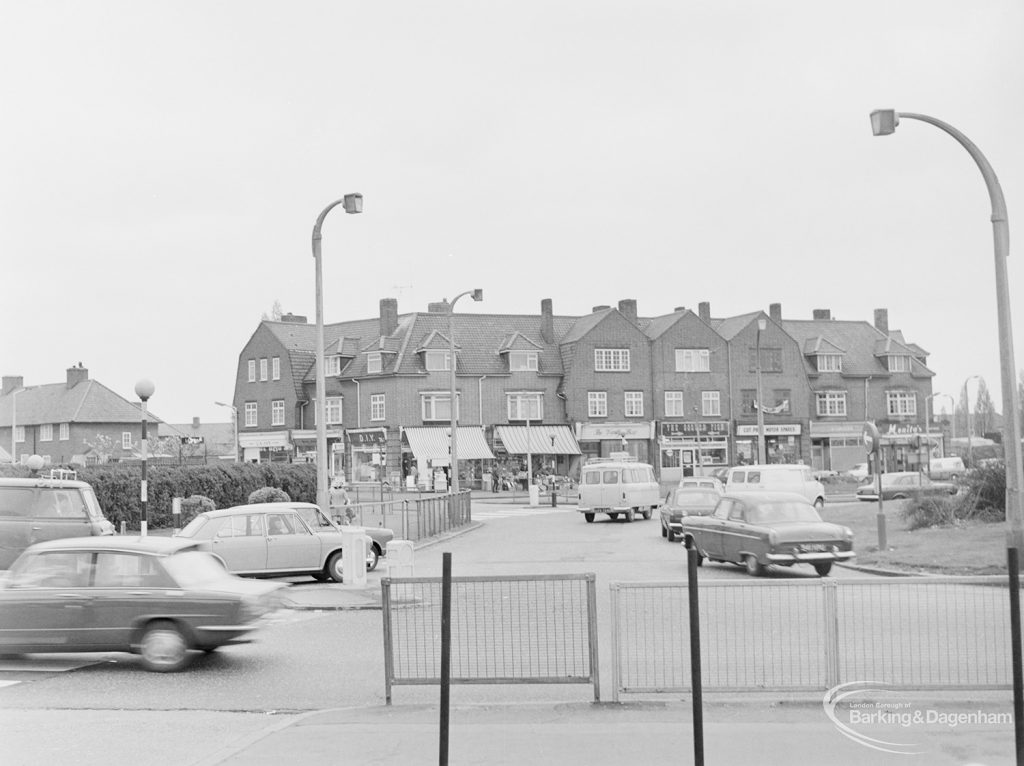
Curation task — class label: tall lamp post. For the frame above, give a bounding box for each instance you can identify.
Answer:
[10,385,28,465]
[446,288,484,495]
[871,109,1024,761]
[311,193,363,513]
[755,316,768,464]
[135,379,155,536]
[963,375,982,469]
[214,401,239,462]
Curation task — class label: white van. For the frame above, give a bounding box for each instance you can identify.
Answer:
[577,458,660,523]
[928,457,965,482]
[725,464,826,509]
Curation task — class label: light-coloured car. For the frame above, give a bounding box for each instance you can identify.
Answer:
[856,472,958,502]
[660,487,721,542]
[676,476,725,495]
[577,459,660,523]
[0,536,283,671]
[725,464,826,509]
[175,502,394,582]
[843,463,871,482]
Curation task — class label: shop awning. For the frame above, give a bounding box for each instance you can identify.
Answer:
[403,427,495,460]
[495,425,581,455]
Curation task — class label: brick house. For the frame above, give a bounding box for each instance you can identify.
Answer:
[0,365,164,466]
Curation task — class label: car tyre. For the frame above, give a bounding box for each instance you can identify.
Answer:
[584,513,595,523]
[642,509,652,520]
[744,554,763,577]
[311,571,330,582]
[625,509,635,522]
[609,513,620,520]
[366,544,380,572]
[139,620,190,673]
[327,551,345,583]
[667,528,676,542]
[814,561,833,577]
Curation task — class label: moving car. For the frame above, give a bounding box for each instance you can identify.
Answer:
[0,473,115,569]
[0,536,283,671]
[725,464,826,509]
[676,476,725,495]
[856,472,958,502]
[660,487,721,542]
[577,458,660,523]
[678,491,855,577]
[843,463,871,482]
[175,502,394,581]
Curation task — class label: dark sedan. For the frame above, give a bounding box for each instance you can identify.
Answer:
[0,536,283,671]
[660,487,721,542]
[678,491,855,577]
[856,472,958,502]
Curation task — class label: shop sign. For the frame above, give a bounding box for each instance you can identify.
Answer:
[881,423,923,436]
[735,423,801,436]
[660,421,729,438]
[579,422,653,441]
[348,429,387,445]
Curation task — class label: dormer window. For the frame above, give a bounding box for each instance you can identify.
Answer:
[817,354,842,372]
[425,351,451,371]
[509,351,538,371]
[888,355,910,373]
[367,352,382,374]
[326,355,343,376]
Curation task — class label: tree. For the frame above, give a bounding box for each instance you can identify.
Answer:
[973,378,996,437]
[956,386,970,438]
[83,434,115,465]
[261,299,283,321]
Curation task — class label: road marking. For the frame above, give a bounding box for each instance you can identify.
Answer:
[472,506,578,520]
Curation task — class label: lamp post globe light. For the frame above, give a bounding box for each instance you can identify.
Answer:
[755,316,768,464]
[447,288,484,495]
[311,193,363,513]
[214,401,239,462]
[134,379,155,536]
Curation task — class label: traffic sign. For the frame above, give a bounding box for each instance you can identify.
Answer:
[180,436,205,445]
[862,423,880,454]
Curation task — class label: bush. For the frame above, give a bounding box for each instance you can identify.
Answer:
[901,496,958,530]
[248,486,290,504]
[960,463,1007,519]
[179,494,216,526]
[900,472,1006,530]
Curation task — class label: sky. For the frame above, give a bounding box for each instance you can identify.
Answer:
[3,1,1024,425]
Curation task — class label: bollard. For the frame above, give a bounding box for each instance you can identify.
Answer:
[551,490,557,507]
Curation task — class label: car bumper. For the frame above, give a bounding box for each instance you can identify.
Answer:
[766,550,856,563]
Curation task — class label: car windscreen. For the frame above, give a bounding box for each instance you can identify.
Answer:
[176,515,211,538]
[747,501,822,525]
[670,490,720,507]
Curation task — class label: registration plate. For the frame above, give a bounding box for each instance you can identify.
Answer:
[800,543,828,552]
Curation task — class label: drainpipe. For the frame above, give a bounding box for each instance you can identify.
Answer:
[353,379,361,428]
[478,375,487,424]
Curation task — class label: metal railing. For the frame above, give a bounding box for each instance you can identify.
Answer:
[381,573,599,704]
[610,576,1020,701]
[333,491,472,542]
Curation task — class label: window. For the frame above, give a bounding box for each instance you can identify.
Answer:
[325,397,343,425]
[271,400,285,426]
[676,348,710,372]
[702,391,721,416]
[122,432,132,450]
[14,426,24,443]
[816,391,848,416]
[740,389,757,416]
[817,354,842,372]
[887,391,917,417]
[588,392,607,418]
[370,394,385,421]
[624,392,644,417]
[509,351,539,371]
[272,357,281,381]
[507,392,543,420]
[665,391,684,417]
[248,360,256,382]
[422,393,458,421]
[244,402,258,427]
[59,423,69,441]
[425,351,451,371]
[39,424,53,442]
[888,355,911,373]
[748,347,783,373]
[326,355,342,376]
[367,352,382,374]
[259,358,268,381]
[594,348,630,371]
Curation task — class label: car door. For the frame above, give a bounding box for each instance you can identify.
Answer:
[209,514,269,574]
[0,486,38,569]
[720,500,750,563]
[27,489,94,548]
[694,499,731,559]
[89,551,177,648]
[265,512,321,571]
[0,550,96,650]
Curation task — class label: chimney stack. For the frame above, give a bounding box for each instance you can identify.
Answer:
[812,309,831,320]
[380,298,398,337]
[192,416,200,428]
[281,312,308,324]
[618,298,638,325]
[769,303,782,321]
[66,364,88,389]
[2,376,23,396]
[428,300,450,313]
[698,302,711,322]
[592,305,611,313]
[540,298,554,343]
[874,308,889,334]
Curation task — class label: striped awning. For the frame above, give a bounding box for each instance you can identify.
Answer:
[403,427,495,460]
[495,425,581,455]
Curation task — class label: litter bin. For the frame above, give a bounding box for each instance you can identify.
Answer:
[386,540,415,578]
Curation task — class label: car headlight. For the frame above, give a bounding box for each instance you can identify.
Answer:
[843,527,853,539]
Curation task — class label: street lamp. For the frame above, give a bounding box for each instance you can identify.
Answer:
[446,288,483,495]
[755,316,768,464]
[311,193,363,513]
[871,109,1024,757]
[214,401,239,462]
[134,379,155,536]
[10,385,29,465]
[963,375,982,469]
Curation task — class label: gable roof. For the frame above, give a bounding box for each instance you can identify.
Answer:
[0,379,163,428]
[709,311,763,341]
[781,318,934,379]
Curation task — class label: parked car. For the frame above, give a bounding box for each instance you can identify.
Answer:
[678,491,855,577]
[0,473,115,569]
[175,502,394,581]
[676,476,725,495]
[0,536,283,671]
[856,472,958,502]
[812,469,838,482]
[927,457,966,482]
[577,458,660,523]
[660,487,721,542]
[724,464,826,509]
[843,463,871,482]
[709,467,731,484]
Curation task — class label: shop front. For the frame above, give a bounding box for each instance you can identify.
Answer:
[290,429,345,475]
[659,421,729,483]
[493,424,582,489]
[347,427,391,484]
[809,421,868,474]
[577,422,654,466]
[734,423,803,464]
[878,422,940,473]
[401,426,495,491]
[238,431,293,464]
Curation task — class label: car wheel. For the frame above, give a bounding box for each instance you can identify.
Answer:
[814,561,833,577]
[667,528,676,542]
[327,551,345,583]
[813,497,825,511]
[311,571,330,582]
[609,513,619,520]
[584,513,595,523]
[625,509,635,523]
[366,544,380,572]
[744,554,763,577]
[642,508,652,520]
[139,620,190,673]
[893,493,906,500]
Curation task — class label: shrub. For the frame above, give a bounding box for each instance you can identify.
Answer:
[248,486,290,504]
[901,496,958,530]
[959,463,1007,519]
[179,494,216,526]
